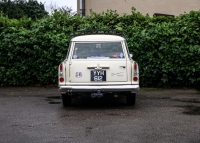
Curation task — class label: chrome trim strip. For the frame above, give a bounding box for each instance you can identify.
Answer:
[87,67,110,69]
[59,85,139,93]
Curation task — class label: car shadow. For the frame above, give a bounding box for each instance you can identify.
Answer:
[46,95,140,110]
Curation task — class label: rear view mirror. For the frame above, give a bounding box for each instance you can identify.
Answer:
[130,54,133,58]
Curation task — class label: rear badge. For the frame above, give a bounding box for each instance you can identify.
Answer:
[75,72,82,78]
[111,72,124,76]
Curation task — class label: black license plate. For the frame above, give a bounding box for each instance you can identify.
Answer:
[91,70,106,81]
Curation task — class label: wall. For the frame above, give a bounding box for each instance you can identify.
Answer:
[77,0,200,16]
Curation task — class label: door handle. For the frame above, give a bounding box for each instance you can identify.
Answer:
[87,65,110,69]
[87,66,110,69]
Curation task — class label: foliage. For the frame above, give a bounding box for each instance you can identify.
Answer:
[0,0,48,20]
[0,8,200,87]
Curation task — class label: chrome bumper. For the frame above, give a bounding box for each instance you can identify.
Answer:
[59,85,139,93]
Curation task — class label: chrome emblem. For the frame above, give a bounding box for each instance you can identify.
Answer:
[95,63,102,70]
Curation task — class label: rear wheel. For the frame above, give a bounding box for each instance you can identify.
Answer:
[126,93,136,105]
[61,94,72,107]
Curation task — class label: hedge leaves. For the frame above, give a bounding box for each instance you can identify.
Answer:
[0,9,200,87]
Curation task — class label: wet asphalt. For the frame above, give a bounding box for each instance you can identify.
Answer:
[0,87,200,143]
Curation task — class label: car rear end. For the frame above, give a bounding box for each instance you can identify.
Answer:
[58,30,139,106]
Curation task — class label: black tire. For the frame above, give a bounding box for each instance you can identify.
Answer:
[126,93,136,105]
[62,94,72,107]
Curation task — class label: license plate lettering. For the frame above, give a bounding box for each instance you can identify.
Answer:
[94,76,103,81]
[91,70,106,81]
[93,70,105,76]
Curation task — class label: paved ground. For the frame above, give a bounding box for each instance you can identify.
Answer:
[0,87,200,143]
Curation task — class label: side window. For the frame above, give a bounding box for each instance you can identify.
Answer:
[66,42,71,60]
[125,41,131,60]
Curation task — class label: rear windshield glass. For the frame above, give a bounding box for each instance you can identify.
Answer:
[72,42,124,59]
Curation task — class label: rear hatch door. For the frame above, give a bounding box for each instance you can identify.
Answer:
[69,41,127,83]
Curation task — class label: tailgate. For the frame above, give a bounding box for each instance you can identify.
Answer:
[69,60,127,83]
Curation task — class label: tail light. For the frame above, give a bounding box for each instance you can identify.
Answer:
[133,77,138,81]
[133,62,138,81]
[60,77,64,82]
[59,63,64,82]
[60,63,63,71]
[134,62,137,75]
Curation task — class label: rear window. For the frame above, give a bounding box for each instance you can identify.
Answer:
[72,42,124,59]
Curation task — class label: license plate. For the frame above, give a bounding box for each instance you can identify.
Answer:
[91,70,106,81]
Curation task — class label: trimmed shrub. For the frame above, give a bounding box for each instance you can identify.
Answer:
[0,9,200,87]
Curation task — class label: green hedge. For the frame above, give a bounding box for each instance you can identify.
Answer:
[0,9,200,87]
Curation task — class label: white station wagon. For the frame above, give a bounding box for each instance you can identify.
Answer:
[58,30,139,106]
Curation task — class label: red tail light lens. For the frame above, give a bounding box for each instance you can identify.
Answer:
[133,62,138,81]
[60,63,63,71]
[134,62,137,75]
[59,63,64,82]
[60,78,64,82]
[133,77,138,81]
[134,62,137,73]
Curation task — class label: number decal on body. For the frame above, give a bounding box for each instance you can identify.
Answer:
[75,72,82,78]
